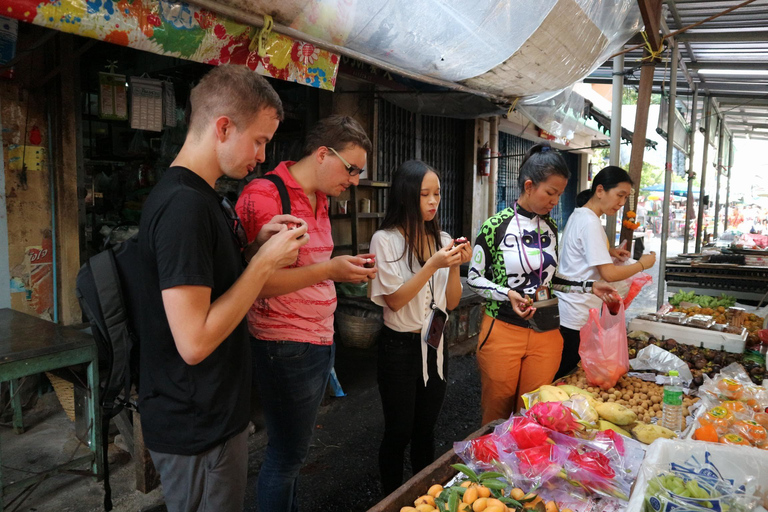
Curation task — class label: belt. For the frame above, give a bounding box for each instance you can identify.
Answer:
[552,275,594,293]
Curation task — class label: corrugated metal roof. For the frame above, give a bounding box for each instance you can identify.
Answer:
[586,0,768,140]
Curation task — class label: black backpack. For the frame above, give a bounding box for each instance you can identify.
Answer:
[75,235,141,511]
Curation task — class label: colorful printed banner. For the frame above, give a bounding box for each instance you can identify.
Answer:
[3,0,338,90]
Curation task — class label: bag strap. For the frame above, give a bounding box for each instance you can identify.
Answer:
[90,250,131,411]
[261,174,291,215]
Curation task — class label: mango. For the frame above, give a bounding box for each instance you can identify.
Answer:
[598,419,632,438]
[595,402,637,425]
[631,423,677,444]
[539,385,570,402]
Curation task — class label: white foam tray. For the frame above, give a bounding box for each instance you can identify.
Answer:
[627,318,747,353]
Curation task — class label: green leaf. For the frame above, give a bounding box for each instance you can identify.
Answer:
[500,496,523,507]
[451,464,479,482]
[448,490,459,512]
[478,471,505,481]
[482,480,508,490]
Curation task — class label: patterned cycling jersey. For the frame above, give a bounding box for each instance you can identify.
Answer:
[467,204,558,326]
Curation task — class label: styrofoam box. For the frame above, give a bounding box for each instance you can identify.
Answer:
[626,439,768,512]
[627,318,747,353]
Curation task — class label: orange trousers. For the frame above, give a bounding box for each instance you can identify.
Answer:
[476,314,563,425]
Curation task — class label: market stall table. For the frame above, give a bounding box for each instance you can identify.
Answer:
[664,254,768,305]
[0,309,102,510]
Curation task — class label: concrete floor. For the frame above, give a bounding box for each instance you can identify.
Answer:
[1,340,483,512]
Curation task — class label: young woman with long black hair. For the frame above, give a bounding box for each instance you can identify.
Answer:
[467,144,616,424]
[370,160,471,494]
[554,165,657,379]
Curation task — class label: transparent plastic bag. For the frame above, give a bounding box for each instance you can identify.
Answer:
[629,345,694,382]
[580,302,630,390]
[453,433,500,473]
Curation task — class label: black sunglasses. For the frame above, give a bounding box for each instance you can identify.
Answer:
[220,196,249,249]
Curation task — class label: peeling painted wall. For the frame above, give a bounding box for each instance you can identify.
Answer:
[1,82,54,321]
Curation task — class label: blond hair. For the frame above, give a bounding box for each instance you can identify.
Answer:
[188,65,284,136]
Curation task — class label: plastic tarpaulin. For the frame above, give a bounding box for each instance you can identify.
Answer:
[194,0,642,100]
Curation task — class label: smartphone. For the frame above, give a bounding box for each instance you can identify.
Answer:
[454,237,468,247]
[364,258,375,269]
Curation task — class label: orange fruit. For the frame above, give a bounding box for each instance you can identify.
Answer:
[732,419,768,444]
[700,406,733,433]
[720,433,751,446]
[716,378,743,399]
[721,400,747,413]
[694,423,719,443]
[753,412,768,429]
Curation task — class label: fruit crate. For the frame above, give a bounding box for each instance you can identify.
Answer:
[627,318,747,354]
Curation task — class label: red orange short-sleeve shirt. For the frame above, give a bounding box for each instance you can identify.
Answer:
[236,161,336,345]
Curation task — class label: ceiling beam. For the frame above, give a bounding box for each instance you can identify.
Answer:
[677,30,768,43]
[687,62,768,71]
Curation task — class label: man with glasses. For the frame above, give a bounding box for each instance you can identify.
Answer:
[236,115,375,512]
[136,65,308,512]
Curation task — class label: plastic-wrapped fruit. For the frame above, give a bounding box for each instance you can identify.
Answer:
[699,406,732,434]
[694,424,719,443]
[721,400,747,414]
[732,420,768,445]
[720,433,751,446]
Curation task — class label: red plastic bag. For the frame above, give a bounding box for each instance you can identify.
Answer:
[622,272,652,308]
[579,302,629,390]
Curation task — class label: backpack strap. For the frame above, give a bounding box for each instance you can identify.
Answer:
[260,174,291,215]
[89,250,132,411]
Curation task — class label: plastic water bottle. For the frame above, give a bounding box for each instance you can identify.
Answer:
[661,370,684,433]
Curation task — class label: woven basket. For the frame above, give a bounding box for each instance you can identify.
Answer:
[46,372,76,422]
[335,307,383,349]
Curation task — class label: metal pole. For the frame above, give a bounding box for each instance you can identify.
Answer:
[713,119,725,238]
[606,54,624,246]
[683,85,698,254]
[695,96,711,252]
[723,134,734,231]
[657,42,679,310]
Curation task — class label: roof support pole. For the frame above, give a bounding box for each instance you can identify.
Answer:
[606,54,624,244]
[713,119,725,239]
[657,42,679,310]
[621,59,657,251]
[723,135,734,232]
[683,85,698,254]
[488,116,499,218]
[695,97,712,253]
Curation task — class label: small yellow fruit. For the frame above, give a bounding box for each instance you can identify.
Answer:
[545,501,560,512]
[427,484,443,498]
[461,480,473,488]
[561,509,574,512]
[477,486,491,498]
[486,499,506,509]
[463,487,479,505]
[414,495,435,508]
[458,504,472,512]
[400,508,418,512]
[509,488,525,500]
[484,507,504,512]
[473,497,488,512]
[415,505,435,512]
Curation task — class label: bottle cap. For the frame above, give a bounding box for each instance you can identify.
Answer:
[669,370,679,377]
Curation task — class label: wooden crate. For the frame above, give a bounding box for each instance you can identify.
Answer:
[366,422,499,512]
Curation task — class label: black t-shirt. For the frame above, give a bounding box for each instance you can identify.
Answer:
[137,166,250,455]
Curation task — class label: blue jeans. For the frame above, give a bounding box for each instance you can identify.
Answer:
[251,337,335,512]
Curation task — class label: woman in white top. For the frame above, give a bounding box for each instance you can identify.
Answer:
[554,166,657,379]
[370,160,471,494]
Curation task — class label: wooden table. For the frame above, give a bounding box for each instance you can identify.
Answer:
[0,308,102,510]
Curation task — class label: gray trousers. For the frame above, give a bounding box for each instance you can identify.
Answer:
[149,427,248,512]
